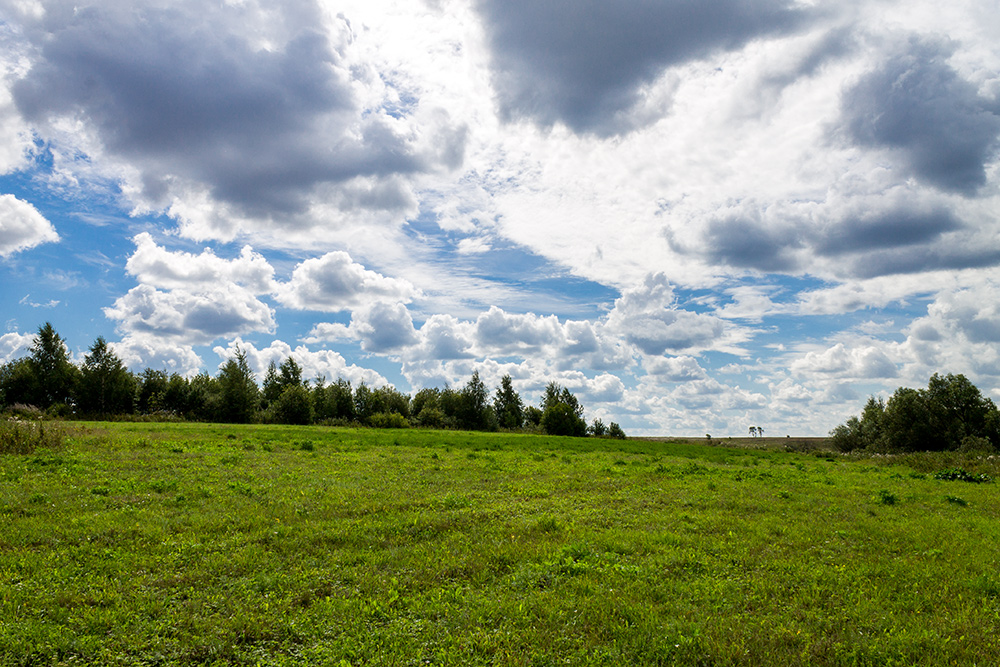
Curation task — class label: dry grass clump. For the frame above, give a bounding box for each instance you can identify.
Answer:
[0,417,65,454]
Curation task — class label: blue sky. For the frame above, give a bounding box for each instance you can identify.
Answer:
[2,0,999,436]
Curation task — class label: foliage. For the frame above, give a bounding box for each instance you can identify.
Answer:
[831,374,1000,453]
[75,337,136,416]
[268,385,314,425]
[493,374,524,429]
[607,421,627,439]
[933,468,993,483]
[0,324,619,436]
[215,346,259,423]
[368,411,410,429]
[540,382,587,436]
[29,322,80,409]
[458,371,491,430]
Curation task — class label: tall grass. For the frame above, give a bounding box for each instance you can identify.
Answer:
[0,418,65,454]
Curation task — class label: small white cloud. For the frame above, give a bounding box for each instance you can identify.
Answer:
[456,237,491,254]
[0,194,58,257]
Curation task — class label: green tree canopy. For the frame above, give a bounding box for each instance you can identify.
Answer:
[75,337,135,416]
[831,373,999,453]
[494,374,524,429]
[540,382,586,437]
[216,347,259,423]
[28,322,78,409]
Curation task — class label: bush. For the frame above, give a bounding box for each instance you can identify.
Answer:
[0,419,65,455]
[369,412,410,429]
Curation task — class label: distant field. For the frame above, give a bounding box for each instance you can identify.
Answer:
[2,422,999,666]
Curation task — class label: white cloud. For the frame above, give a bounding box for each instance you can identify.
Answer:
[126,232,274,292]
[274,251,418,312]
[0,331,33,363]
[605,274,750,356]
[789,342,899,380]
[104,283,274,345]
[112,334,203,377]
[0,195,58,257]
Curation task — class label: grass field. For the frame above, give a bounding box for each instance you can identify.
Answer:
[2,422,999,666]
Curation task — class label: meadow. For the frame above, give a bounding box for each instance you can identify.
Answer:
[2,422,999,666]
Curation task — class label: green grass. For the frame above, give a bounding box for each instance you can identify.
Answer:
[2,422,1000,665]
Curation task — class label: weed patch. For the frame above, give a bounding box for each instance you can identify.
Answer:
[934,468,993,483]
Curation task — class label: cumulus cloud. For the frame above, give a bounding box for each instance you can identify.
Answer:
[789,342,899,379]
[0,331,33,363]
[0,194,59,256]
[112,335,203,376]
[126,232,274,292]
[476,0,813,135]
[840,36,1000,195]
[274,251,418,312]
[605,274,744,355]
[104,283,275,344]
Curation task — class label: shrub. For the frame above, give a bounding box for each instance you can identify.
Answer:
[369,412,410,429]
[0,419,65,455]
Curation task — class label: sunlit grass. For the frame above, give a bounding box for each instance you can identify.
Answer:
[2,422,999,665]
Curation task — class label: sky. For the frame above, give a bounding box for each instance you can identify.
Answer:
[1,0,999,436]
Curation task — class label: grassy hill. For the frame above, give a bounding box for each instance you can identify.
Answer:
[2,422,999,665]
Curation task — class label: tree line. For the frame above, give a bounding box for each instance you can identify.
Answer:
[0,323,626,438]
[830,373,1000,453]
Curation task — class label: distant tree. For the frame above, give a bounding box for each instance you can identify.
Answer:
[270,385,314,425]
[748,426,758,437]
[374,385,410,418]
[524,405,543,428]
[411,387,440,416]
[438,386,461,425]
[75,336,135,416]
[328,378,355,421]
[279,357,304,389]
[216,346,259,423]
[458,371,491,430]
[540,382,586,437]
[0,357,37,408]
[160,373,194,416]
[493,374,524,429]
[261,361,282,408]
[607,422,627,439]
[136,368,169,413]
[187,372,219,421]
[588,418,608,437]
[354,383,382,424]
[28,322,78,409]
